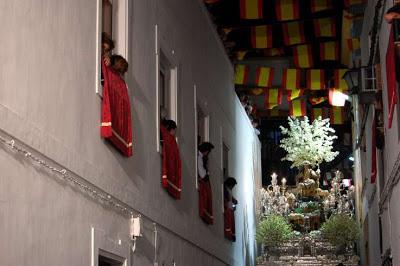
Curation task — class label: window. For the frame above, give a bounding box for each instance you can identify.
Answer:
[155,25,178,151]
[222,142,230,211]
[99,253,124,266]
[194,90,210,188]
[197,106,210,144]
[96,0,129,94]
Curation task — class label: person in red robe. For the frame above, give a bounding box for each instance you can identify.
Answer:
[160,120,182,199]
[198,142,215,224]
[101,55,133,157]
[224,177,237,241]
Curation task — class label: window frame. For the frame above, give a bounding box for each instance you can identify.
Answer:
[90,227,129,266]
[155,25,179,152]
[95,0,129,95]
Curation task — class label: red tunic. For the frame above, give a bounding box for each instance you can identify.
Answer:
[101,61,133,157]
[199,178,213,224]
[160,125,182,199]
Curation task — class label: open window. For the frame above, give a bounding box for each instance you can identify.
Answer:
[96,0,129,94]
[155,25,179,152]
[222,142,229,211]
[99,252,124,266]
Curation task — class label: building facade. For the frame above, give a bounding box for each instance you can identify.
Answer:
[356,1,400,265]
[0,0,262,265]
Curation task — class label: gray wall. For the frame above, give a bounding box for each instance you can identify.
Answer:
[0,0,261,265]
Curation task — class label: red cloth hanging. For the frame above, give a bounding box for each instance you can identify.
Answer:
[199,178,214,224]
[386,26,398,129]
[160,125,182,199]
[371,112,377,183]
[101,60,133,157]
[224,204,236,241]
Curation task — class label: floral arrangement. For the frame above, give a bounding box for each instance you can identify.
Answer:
[280,116,339,169]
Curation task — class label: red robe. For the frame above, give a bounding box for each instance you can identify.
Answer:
[199,176,213,224]
[101,61,133,157]
[160,125,182,199]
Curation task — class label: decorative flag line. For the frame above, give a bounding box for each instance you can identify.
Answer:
[286,89,303,101]
[282,21,306,46]
[293,44,313,68]
[334,69,349,90]
[314,17,336,38]
[240,0,263,19]
[289,98,306,117]
[255,67,274,87]
[264,88,282,109]
[275,0,300,21]
[307,69,325,90]
[320,41,339,61]
[251,25,273,48]
[235,65,249,85]
[310,0,333,13]
[282,69,301,90]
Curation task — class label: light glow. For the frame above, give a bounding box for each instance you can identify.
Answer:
[329,89,349,106]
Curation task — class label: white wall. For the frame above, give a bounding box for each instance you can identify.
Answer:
[0,0,261,265]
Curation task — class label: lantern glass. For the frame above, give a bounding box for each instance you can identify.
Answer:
[342,69,360,91]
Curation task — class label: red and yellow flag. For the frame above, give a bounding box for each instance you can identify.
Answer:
[307,69,325,90]
[240,0,263,19]
[347,38,360,51]
[320,41,339,61]
[275,0,300,21]
[293,44,313,68]
[309,97,328,105]
[330,107,345,124]
[311,108,328,121]
[282,21,306,46]
[234,65,249,85]
[251,25,273,48]
[282,69,301,90]
[264,47,285,57]
[256,67,274,87]
[236,51,248,60]
[314,17,336,38]
[289,98,306,117]
[344,0,365,8]
[286,89,303,101]
[264,88,282,109]
[334,69,349,90]
[310,0,332,13]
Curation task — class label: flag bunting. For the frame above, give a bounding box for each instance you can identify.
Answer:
[330,106,345,124]
[264,88,282,109]
[286,89,303,101]
[234,65,249,85]
[320,41,339,61]
[314,17,336,38]
[240,0,263,19]
[251,25,273,48]
[307,69,325,90]
[282,69,301,90]
[256,67,274,87]
[310,0,333,13]
[275,0,300,21]
[293,44,313,68]
[289,98,306,117]
[282,21,306,46]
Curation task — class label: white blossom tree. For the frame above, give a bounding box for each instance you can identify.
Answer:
[279,116,339,169]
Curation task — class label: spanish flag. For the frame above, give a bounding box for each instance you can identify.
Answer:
[240,0,263,19]
[275,0,300,21]
[330,107,345,125]
[286,89,303,101]
[264,47,285,57]
[344,0,365,8]
[251,25,273,48]
[311,108,328,121]
[293,44,313,68]
[334,69,349,90]
[234,65,249,85]
[256,67,274,87]
[282,69,301,90]
[282,21,306,46]
[310,0,332,13]
[309,97,328,105]
[320,41,339,61]
[289,98,306,117]
[307,69,325,90]
[264,88,282,109]
[347,38,360,51]
[314,17,336,38]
